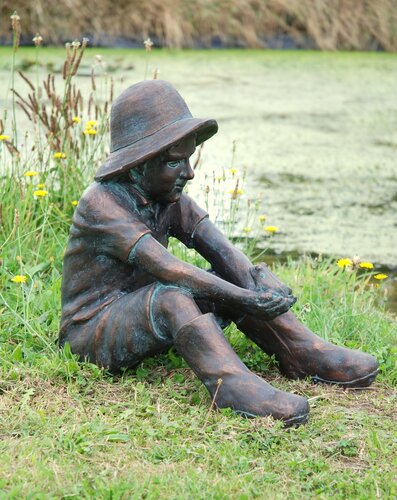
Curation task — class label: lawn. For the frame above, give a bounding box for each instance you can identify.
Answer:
[1,258,396,498]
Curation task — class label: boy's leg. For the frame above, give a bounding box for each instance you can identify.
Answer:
[153,285,309,425]
[208,265,378,387]
[215,263,378,387]
[235,311,379,387]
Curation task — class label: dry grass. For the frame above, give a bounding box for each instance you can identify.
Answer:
[2,0,397,51]
[1,368,396,497]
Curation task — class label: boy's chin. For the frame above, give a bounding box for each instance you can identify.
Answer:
[157,191,182,204]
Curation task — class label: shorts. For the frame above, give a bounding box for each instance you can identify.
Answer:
[60,282,232,373]
[60,283,175,373]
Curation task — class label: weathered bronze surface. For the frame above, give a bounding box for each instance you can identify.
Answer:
[60,80,378,425]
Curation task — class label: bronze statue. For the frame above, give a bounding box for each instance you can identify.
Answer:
[60,80,379,426]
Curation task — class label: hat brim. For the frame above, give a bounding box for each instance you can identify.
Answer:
[95,117,218,181]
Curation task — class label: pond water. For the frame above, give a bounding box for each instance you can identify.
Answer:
[1,48,396,311]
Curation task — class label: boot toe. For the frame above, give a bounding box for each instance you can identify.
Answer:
[216,374,310,427]
[282,396,310,427]
[312,351,379,388]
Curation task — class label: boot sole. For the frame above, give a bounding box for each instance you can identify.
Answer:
[311,368,379,388]
[235,409,310,427]
[283,411,310,427]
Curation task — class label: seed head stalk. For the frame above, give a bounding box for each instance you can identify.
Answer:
[59,39,88,153]
[10,11,21,160]
[33,34,44,159]
[143,37,153,80]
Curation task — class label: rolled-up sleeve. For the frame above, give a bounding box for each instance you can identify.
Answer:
[71,184,151,263]
[169,194,209,248]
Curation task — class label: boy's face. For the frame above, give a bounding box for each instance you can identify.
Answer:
[138,135,196,203]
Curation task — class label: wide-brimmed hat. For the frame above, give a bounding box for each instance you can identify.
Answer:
[94,80,218,181]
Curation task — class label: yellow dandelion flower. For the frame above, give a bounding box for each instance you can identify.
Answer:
[359,262,374,270]
[53,152,66,159]
[37,183,46,188]
[229,168,238,175]
[259,214,267,222]
[0,134,10,141]
[72,116,81,124]
[265,225,279,233]
[24,170,38,177]
[84,128,97,135]
[229,188,243,196]
[71,200,78,206]
[33,189,48,197]
[215,176,225,182]
[11,275,27,283]
[242,227,252,233]
[86,120,97,127]
[337,258,353,268]
[374,273,388,280]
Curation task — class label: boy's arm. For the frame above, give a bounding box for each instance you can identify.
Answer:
[192,217,292,296]
[131,234,295,320]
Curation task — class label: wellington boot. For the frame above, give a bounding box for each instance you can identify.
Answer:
[174,313,309,426]
[237,311,379,388]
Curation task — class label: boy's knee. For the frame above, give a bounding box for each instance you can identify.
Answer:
[153,284,195,311]
[150,284,202,334]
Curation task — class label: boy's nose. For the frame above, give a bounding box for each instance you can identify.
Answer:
[181,161,195,180]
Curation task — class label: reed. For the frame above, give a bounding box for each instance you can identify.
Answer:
[2,0,397,51]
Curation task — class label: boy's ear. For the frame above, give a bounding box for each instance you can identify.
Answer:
[136,164,145,175]
[128,164,144,182]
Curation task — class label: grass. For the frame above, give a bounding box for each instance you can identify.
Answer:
[1,371,396,498]
[0,281,396,498]
[1,37,397,498]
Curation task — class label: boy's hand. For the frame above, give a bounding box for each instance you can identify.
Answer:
[249,289,296,320]
[245,264,296,319]
[250,264,293,298]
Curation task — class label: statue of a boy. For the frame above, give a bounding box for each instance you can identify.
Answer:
[60,80,378,426]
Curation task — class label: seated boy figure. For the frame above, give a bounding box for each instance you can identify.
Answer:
[60,80,378,426]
